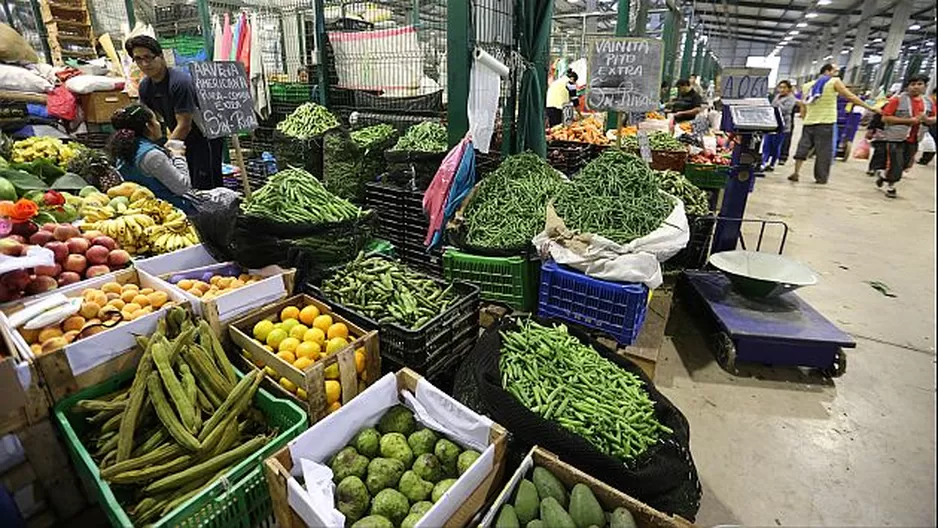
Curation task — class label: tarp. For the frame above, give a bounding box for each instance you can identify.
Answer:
[514,0,554,157]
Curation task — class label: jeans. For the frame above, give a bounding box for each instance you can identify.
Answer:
[761,132,788,167]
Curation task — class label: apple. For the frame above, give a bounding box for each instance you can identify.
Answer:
[107,249,131,268]
[29,230,55,246]
[0,238,23,256]
[82,230,104,242]
[64,254,87,274]
[34,263,61,277]
[1,269,30,291]
[85,265,111,278]
[11,222,38,238]
[67,237,90,254]
[90,236,117,251]
[0,283,13,303]
[42,223,58,232]
[44,241,68,263]
[5,235,25,244]
[57,271,81,286]
[53,224,80,242]
[25,275,57,295]
[85,245,110,266]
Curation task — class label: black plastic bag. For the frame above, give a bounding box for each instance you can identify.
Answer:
[472,316,702,521]
[273,131,325,178]
[188,194,240,263]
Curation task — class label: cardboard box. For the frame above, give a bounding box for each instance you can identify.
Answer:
[0,269,189,403]
[264,368,508,528]
[480,446,695,528]
[230,294,380,424]
[134,244,295,338]
[79,91,131,124]
[0,356,48,437]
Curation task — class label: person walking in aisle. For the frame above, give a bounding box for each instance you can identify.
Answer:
[546,69,576,128]
[788,63,880,184]
[865,110,888,179]
[125,35,223,190]
[916,88,938,166]
[878,75,936,198]
[761,80,799,172]
[778,86,802,165]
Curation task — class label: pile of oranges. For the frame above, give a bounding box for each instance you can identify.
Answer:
[245,303,367,414]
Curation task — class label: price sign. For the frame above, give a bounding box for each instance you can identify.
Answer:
[719,68,771,102]
[587,37,663,112]
[638,131,652,162]
[188,61,258,140]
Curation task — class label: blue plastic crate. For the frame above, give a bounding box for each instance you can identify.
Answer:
[537,260,649,345]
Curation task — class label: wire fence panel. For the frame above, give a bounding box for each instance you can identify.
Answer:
[472,0,518,155]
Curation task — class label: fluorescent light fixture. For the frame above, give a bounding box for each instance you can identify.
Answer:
[812,60,818,64]
[789,30,800,35]
[841,49,849,54]
[823,55,832,60]
[805,12,819,18]
[796,22,808,27]
[909,46,919,50]
[818,0,832,4]
[873,37,883,42]
[909,24,921,30]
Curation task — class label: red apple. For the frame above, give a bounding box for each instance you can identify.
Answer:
[11,222,38,238]
[25,275,57,295]
[53,224,80,242]
[67,237,90,255]
[85,265,111,278]
[0,283,13,303]
[57,271,81,286]
[44,241,68,263]
[107,249,131,268]
[90,236,117,251]
[82,230,104,242]
[1,269,31,291]
[0,238,23,256]
[34,263,61,277]
[42,223,58,232]
[85,245,110,265]
[64,254,87,274]
[29,230,55,246]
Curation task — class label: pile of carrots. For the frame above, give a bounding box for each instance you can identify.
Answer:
[547,116,610,145]
[646,111,666,120]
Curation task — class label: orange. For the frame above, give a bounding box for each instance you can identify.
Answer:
[312,314,333,332]
[327,323,349,340]
[327,401,341,414]
[293,357,313,371]
[325,380,341,405]
[354,349,366,374]
[278,337,300,354]
[325,337,348,356]
[295,341,321,361]
[280,318,300,334]
[276,350,296,363]
[120,290,137,303]
[101,282,122,294]
[289,324,309,340]
[121,282,138,292]
[299,305,320,326]
[303,328,326,345]
[280,306,300,322]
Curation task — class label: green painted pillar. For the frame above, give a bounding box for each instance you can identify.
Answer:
[679,27,694,79]
[692,41,705,76]
[315,0,329,106]
[124,0,136,28]
[606,0,632,131]
[197,0,212,58]
[661,9,678,84]
[904,54,924,82]
[447,0,471,147]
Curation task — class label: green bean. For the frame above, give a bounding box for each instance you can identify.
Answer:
[276,103,339,139]
[653,169,710,216]
[240,167,366,224]
[389,122,447,152]
[499,319,669,462]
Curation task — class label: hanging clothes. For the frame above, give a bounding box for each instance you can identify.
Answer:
[220,14,233,61]
[230,13,244,62]
[249,12,270,120]
[236,13,251,74]
[212,16,223,61]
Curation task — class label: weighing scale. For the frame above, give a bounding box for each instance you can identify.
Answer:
[681,100,855,376]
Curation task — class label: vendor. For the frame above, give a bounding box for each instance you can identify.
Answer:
[546,69,577,128]
[125,35,222,191]
[107,104,194,212]
[668,79,704,122]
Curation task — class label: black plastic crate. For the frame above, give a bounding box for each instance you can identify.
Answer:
[547,140,590,176]
[664,215,715,271]
[304,275,479,372]
[396,240,444,278]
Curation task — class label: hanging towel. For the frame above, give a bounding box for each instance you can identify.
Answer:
[230,13,244,62]
[249,12,270,120]
[237,14,251,74]
[806,74,832,104]
[220,14,233,62]
[212,17,223,61]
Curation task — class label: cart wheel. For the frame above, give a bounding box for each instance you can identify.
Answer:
[821,349,847,378]
[713,332,737,373]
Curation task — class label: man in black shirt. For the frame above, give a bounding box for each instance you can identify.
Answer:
[667,79,703,122]
[125,35,223,190]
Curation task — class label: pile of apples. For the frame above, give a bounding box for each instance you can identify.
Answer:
[0,223,132,303]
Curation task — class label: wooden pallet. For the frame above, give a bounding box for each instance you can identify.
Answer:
[39,0,96,65]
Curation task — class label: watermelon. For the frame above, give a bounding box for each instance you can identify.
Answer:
[0,177,15,201]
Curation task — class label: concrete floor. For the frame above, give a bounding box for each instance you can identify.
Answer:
[656,129,937,526]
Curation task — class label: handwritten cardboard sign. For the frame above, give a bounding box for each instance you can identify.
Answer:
[587,38,663,113]
[188,61,258,140]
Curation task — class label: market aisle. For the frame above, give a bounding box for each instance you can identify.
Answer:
[656,138,937,526]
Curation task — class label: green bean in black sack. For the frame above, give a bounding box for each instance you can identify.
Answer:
[240,167,365,224]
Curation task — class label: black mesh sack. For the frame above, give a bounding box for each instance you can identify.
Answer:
[188,194,240,263]
[472,317,702,521]
[273,131,326,178]
[322,127,364,202]
[444,221,536,259]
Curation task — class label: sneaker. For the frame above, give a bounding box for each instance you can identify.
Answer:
[886,187,897,198]
[788,173,799,182]
[764,165,775,172]
[866,170,875,176]
[778,160,787,166]
[875,177,884,188]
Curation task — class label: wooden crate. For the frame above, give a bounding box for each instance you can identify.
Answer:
[263,368,509,528]
[480,445,695,528]
[78,91,129,124]
[0,357,49,437]
[229,294,380,423]
[1,269,189,403]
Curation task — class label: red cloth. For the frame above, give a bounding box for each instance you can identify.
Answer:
[883,95,936,143]
[46,85,77,121]
[236,13,251,76]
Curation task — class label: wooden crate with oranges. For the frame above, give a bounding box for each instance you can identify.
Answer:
[229,294,380,423]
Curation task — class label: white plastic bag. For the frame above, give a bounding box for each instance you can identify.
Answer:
[920,133,936,154]
[467,48,508,154]
[65,75,123,94]
[532,195,690,289]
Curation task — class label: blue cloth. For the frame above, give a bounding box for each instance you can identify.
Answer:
[117,139,193,213]
[761,132,788,167]
[428,145,476,250]
[806,75,832,104]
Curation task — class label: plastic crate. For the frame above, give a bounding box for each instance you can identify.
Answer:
[684,163,729,189]
[537,260,650,346]
[269,82,312,104]
[53,367,306,528]
[396,239,444,278]
[547,140,590,176]
[443,249,540,312]
[305,272,479,372]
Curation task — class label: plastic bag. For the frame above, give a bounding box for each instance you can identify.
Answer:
[46,86,77,121]
[852,137,871,159]
[422,137,469,245]
[920,132,936,154]
[532,195,690,289]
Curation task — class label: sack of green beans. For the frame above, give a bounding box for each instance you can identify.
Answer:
[471,317,701,521]
[322,125,399,203]
[273,131,326,179]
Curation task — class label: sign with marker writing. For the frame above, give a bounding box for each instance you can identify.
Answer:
[587,37,663,112]
[188,61,258,140]
[719,67,771,102]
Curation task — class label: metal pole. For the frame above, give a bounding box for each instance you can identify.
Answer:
[446,0,471,147]
[314,0,329,107]
[197,0,212,59]
[680,26,694,79]
[124,0,136,28]
[692,40,704,76]
[606,0,632,131]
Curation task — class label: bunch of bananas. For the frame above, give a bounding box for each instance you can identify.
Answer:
[82,214,157,252]
[145,218,199,254]
[79,194,198,255]
[130,198,178,224]
[12,136,77,166]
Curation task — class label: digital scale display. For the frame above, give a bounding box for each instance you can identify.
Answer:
[729,105,780,131]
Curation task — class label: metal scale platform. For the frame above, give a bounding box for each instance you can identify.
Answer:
[683,96,855,376]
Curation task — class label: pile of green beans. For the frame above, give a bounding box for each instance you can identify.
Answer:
[390,122,448,152]
[653,169,710,216]
[648,131,685,152]
[240,167,364,224]
[500,320,671,461]
[321,254,457,329]
[350,124,396,148]
[275,103,339,139]
[463,153,566,250]
[554,150,673,245]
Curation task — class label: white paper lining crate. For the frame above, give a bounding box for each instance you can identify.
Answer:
[480,445,696,528]
[0,269,190,403]
[264,368,508,528]
[134,244,296,339]
[0,354,48,438]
